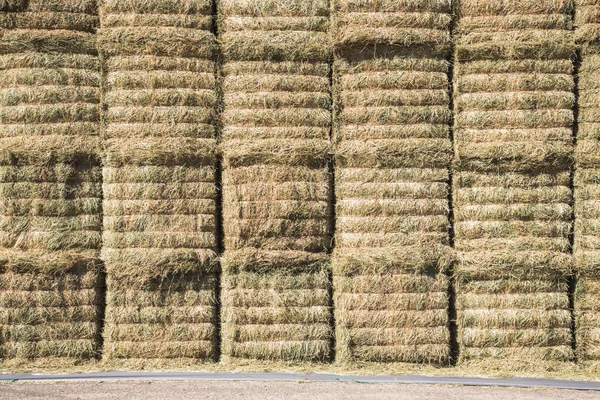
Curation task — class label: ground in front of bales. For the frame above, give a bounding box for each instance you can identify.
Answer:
[1,381,599,400]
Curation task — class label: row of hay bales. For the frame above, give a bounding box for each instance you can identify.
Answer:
[331,0,453,363]
[0,0,103,362]
[453,0,576,367]
[575,0,600,365]
[97,0,220,361]
[0,0,597,369]
[218,0,333,362]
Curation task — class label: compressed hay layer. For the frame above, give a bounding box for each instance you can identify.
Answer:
[99,1,218,361]
[575,45,600,362]
[219,0,332,362]
[576,0,600,43]
[454,170,574,363]
[103,273,217,360]
[453,1,576,365]
[0,3,102,361]
[221,261,331,362]
[0,267,101,360]
[331,0,452,364]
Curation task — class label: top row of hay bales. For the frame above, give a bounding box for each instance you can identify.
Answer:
[331,0,453,364]
[574,0,600,365]
[218,0,334,362]
[453,0,576,368]
[0,0,102,363]
[97,0,220,362]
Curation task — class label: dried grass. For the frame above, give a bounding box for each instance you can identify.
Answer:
[219,0,332,362]
[0,2,102,362]
[331,0,452,364]
[99,0,218,361]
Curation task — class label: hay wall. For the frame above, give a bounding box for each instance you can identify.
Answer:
[98,0,219,361]
[219,0,333,362]
[331,0,453,364]
[575,0,600,364]
[453,0,576,366]
[0,1,103,362]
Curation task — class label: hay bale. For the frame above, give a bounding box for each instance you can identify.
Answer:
[453,0,576,366]
[219,0,333,362]
[99,0,219,361]
[574,21,600,362]
[331,0,452,364]
[0,3,103,363]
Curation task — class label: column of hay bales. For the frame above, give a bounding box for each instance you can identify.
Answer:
[98,0,219,361]
[0,1,103,363]
[453,0,576,367]
[574,0,600,365]
[331,0,453,363]
[218,0,333,362]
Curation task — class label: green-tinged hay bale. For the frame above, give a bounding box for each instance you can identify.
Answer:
[221,265,331,362]
[0,12,99,32]
[101,0,212,14]
[25,0,97,14]
[218,0,330,62]
[456,277,573,364]
[0,267,101,360]
[103,272,217,360]
[575,0,600,43]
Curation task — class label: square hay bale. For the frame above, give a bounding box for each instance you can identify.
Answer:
[0,4,102,363]
[331,0,452,364]
[453,0,576,367]
[219,0,333,362]
[575,44,600,364]
[575,0,600,43]
[99,0,219,362]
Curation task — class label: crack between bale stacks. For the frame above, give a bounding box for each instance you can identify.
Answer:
[568,43,581,361]
[447,1,459,367]
[95,21,107,360]
[211,0,224,363]
[327,46,337,363]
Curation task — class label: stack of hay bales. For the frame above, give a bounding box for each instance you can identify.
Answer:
[98,0,219,361]
[575,0,600,365]
[331,0,453,363]
[0,1,102,361]
[454,0,576,365]
[219,0,333,362]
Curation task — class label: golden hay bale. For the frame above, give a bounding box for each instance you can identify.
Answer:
[0,266,102,360]
[99,0,218,361]
[219,0,332,362]
[331,0,452,364]
[103,272,217,360]
[575,43,600,363]
[575,0,600,43]
[0,3,102,362]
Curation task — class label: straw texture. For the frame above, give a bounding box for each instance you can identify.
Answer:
[0,1,102,363]
[575,1,600,364]
[453,0,576,367]
[331,0,453,364]
[99,0,219,361]
[219,0,333,362]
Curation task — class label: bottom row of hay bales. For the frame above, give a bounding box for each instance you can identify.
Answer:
[454,170,574,365]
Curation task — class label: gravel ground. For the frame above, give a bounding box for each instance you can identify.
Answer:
[1,381,599,399]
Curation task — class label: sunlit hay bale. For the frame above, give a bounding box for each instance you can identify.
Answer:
[454,0,576,172]
[454,170,574,365]
[0,265,102,362]
[103,272,217,360]
[330,0,452,364]
[99,0,218,361]
[0,3,102,363]
[575,43,600,364]
[221,251,331,362]
[576,0,600,43]
[218,0,333,362]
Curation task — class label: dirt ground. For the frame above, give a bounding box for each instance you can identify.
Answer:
[1,381,599,400]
